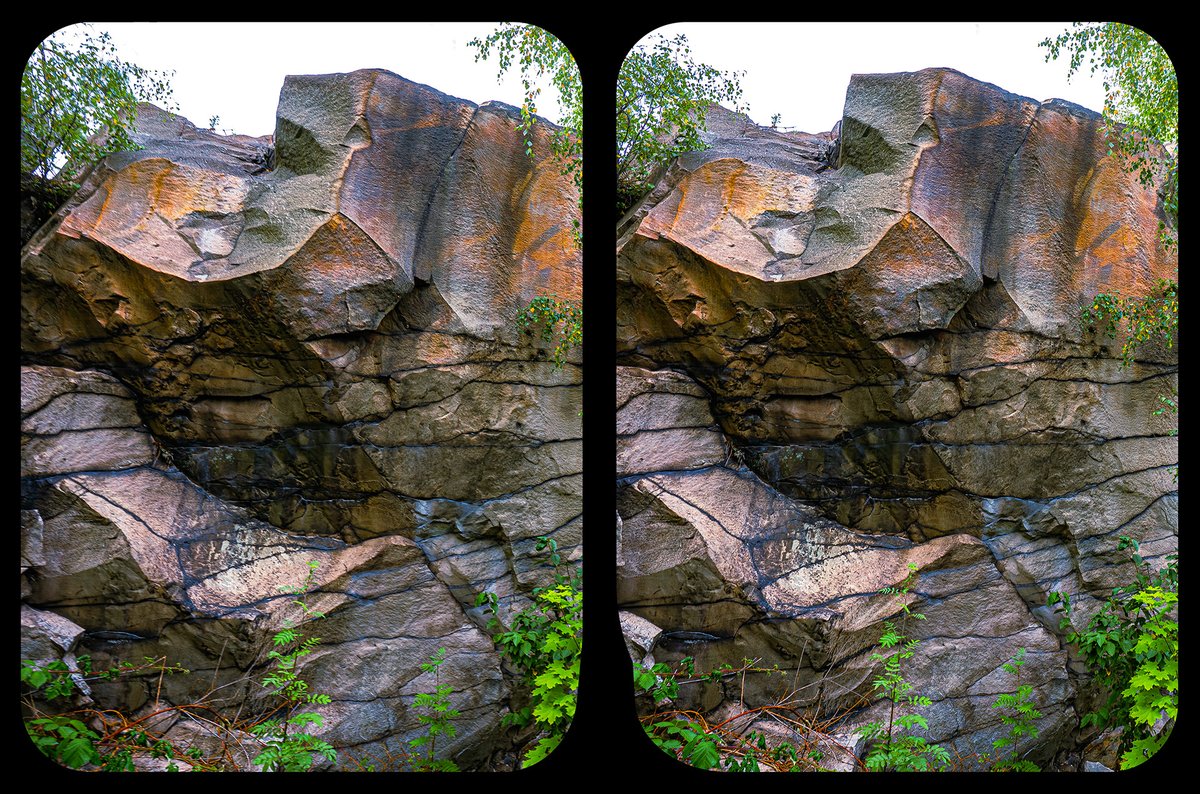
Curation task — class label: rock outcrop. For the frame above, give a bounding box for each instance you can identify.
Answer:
[21,69,581,770]
[617,68,1176,769]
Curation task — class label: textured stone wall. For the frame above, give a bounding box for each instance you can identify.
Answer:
[616,68,1176,769]
[21,69,581,770]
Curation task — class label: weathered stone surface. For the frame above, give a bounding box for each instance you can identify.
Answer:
[617,68,1175,770]
[620,610,662,667]
[21,69,580,770]
[21,366,155,477]
[616,366,726,476]
[20,605,85,665]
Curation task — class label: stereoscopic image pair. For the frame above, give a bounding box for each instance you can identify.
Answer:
[21,22,1176,773]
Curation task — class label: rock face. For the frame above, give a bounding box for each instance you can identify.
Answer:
[617,68,1176,769]
[21,69,581,770]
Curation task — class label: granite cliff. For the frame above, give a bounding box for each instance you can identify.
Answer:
[617,68,1177,769]
[21,69,581,770]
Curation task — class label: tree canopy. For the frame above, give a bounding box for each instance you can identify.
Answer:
[470,24,745,221]
[21,26,175,186]
[616,33,744,215]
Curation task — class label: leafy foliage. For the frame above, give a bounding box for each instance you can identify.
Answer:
[1048,536,1178,769]
[251,560,336,772]
[858,563,951,772]
[989,648,1042,772]
[21,658,83,701]
[516,294,583,368]
[21,655,198,771]
[616,33,744,216]
[21,25,175,185]
[469,23,581,245]
[634,655,849,772]
[476,537,581,768]
[26,716,105,769]
[407,648,461,771]
[647,717,724,770]
[1118,585,1178,768]
[1079,277,1178,365]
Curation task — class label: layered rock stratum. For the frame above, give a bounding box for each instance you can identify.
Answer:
[617,68,1176,769]
[21,69,581,770]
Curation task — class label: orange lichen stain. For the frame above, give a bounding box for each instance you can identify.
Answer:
[721,161,745,215]
[510,169,547,253]
[373,118,447,134]
[510,170,535,209]
[665,183,688,232]
[1013,229,1060,252]
[719,160,814,223]
[441,232,496,262]
[977,332,1029,368]
[1071,165,1097,208]
[88,160,166,236]
[510,166,579,282]
[1079,224,1147,294]
[150,161,172,210]
[939,110,1014,135]
[1070,166,1150,290]
[92,184,115,228]
[113,158,247,226]
[299,214,393,281]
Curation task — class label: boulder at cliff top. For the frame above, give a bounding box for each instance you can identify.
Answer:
[22,69,580,770]
[617,68,1176,769]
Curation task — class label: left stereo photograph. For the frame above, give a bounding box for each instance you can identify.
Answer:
[20,21,582,772]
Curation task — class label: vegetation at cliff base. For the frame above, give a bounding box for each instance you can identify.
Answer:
[1049,537,1178,769]
[856,563,950,772]
[250,560,336,772]
[632,564,1050,772]
[476,537,581,768]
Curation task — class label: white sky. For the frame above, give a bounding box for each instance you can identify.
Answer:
[641,22,1111,133]
[37,22,568,138]
[30,22,1113,144]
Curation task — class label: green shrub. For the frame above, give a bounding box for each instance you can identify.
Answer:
[406,647,461,771]
[251,560,336,772]
[21,655,196,770]
[988,648,1041,772]
[477,537,581,768]
[517,295,582,369]
[857,563,951,772]
[1049,536,1178,769]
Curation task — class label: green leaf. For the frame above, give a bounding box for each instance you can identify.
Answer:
[58,736,100,768]
[685,736,721,769]
[521,734,562,768]
[1121,735,1168,769]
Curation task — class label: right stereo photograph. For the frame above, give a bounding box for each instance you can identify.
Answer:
[616,22,1177,773]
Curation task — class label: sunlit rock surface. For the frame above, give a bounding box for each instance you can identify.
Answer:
[617,68,1176,769]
